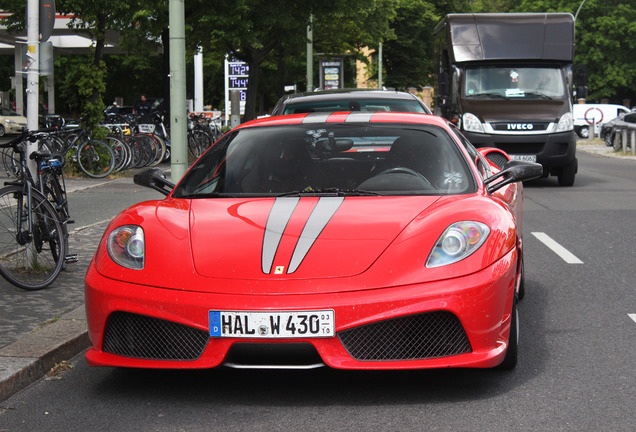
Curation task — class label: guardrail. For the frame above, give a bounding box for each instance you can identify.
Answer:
[617,126,636,155]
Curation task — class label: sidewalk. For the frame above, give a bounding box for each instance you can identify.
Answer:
[0,169,166,403]
[0,142,633,403]
[576,137,636,160]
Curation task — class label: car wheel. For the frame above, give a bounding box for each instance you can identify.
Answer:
[579,126,589,139]
[497,297,518,370]
[0,124,5,137]
[517,254,525,301]
[557,159,577,187]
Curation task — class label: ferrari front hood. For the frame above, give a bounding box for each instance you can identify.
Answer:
[189,196,440,280]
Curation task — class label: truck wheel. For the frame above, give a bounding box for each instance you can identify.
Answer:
[578,126,589,139]
[558,159,577,186]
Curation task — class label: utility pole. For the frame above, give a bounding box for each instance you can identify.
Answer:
[378,42,383,89]
[26,0,39,178]
[169,0,188,181]
[306,15,313,92]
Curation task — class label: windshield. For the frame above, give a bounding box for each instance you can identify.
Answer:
[463,66,565,99]
[173,123,475,198]
[283,99,429,114]
[0,108,22,117]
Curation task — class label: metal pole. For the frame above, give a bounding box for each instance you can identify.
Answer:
[378,42,383,89]
[169,0,188,181]
[194,47,204,112]
[26,0,39,178]
[306,15,313,92]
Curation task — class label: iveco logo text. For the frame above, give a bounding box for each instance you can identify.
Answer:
[507,123,534,130]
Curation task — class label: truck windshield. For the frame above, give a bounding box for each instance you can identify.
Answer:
[463,66,565,100]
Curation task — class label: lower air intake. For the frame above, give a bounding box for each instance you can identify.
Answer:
[102,311,209,361]
[338,311,472,361]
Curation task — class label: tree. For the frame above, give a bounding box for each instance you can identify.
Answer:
[515,0,636,105]
[383,0,440,90]
[187,0,397,121]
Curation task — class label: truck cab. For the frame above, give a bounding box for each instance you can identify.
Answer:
[434,13,578,186]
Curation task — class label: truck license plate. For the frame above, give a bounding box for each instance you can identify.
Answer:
[209,310,335,338]
[510,154,537,162]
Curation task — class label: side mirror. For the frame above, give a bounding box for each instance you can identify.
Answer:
[483,160,543,194]
[133,168,175,197]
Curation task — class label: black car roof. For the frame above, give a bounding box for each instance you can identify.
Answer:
[273,89,432,115]
[280,89,422,103]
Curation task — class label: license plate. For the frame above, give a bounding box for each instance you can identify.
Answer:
[209,310,335,338]
[510,154,537,162]
[137,124,155,133]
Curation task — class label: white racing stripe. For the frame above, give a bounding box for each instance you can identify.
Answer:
[531,232,583,264]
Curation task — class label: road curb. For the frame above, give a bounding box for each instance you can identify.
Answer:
[0,305,88,402]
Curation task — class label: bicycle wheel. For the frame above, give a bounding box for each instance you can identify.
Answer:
[40,172,70,266]
[133,134,157,167]
[104,136,130,172]
[0,185,64,290]
[136,133,166,167]
[77,140,115,178]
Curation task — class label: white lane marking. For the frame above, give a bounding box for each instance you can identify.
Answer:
[629,314,636,324]
[531,232,583,264]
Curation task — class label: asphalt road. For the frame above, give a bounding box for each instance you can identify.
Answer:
[0,149,635,431]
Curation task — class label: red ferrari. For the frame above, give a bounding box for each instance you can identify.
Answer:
[85,112,541,370]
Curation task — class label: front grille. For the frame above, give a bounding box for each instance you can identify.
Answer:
[102,311,209,361]
[491,122,549,131]
[496,142,544,155]
[338,311,472,361]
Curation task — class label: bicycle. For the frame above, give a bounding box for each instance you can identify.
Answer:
[43,125,116,178]
[0,131,68,290]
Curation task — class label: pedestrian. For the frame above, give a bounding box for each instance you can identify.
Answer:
[134,94,152,122]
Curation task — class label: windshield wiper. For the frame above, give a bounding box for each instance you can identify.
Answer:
[466,92,510,100]
[521,91,553,100]
[278,188,381,197]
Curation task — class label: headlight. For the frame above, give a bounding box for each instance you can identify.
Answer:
[107,225,145,270]
[462,113,485,133]
[5,119,17,124]
[556,112,574,132]
[426,221,490,268]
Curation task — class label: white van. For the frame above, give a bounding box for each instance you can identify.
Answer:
[573,103,631,138]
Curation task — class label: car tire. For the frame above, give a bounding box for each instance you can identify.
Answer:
[517,254,525,301]
[578,126,589,139]
[0,124,5,137]
[557,159,577,187]
[497,297,518,370]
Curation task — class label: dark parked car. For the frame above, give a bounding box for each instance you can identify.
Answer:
[271,89,432,116]
[601,111,636,150]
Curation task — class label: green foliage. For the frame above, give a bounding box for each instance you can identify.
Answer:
[76,62,107,138]
[383,0,440,90]
[2,0,635,116]
[514,0,636,105]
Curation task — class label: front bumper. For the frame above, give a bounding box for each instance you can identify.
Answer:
[85,249,517,370]
[2,121,27,135]
[463,130,576,173]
